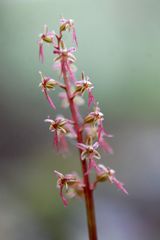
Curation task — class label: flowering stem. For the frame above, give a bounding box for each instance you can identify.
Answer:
[63,65,98,240]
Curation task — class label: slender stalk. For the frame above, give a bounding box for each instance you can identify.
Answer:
[63,65,98,240]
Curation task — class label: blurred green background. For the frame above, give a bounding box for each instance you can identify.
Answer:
[1,0,160,239]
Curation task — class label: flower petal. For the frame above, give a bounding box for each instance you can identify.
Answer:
[44,89,56,110]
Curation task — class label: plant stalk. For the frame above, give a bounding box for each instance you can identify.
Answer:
[63,65,98,240]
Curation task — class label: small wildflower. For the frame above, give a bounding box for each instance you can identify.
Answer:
[84,106,104,126]
[45,116,76,151]
[74,72,95,107]
[54,170,84,206]
[77,141,101,161]
[60,18,78,46]
[54,45,76,63]
[38,25,55,62]
[39,71,57,110]
[77,141,101,174]
[54,44,76,82]
[94,164,128,194]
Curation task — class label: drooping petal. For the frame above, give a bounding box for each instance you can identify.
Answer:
[85,157,99,175]
[99,139,113,154]
[60,186,68,207]
[111,177,128,195]
[43,88,56,110]
[59,135,68,152]
[54,131,59,150]
[88,89,95,107]
[72,27,78,47]
[39,42,44,63]
[98,121,113,154]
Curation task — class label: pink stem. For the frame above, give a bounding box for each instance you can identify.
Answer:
[62,61,98,240]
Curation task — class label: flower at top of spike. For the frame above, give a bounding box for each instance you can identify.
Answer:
[60,18,78,46]
[54,170,84,206]
[94,164,128,195]
[38,25,55,62]
[39,25,55,43]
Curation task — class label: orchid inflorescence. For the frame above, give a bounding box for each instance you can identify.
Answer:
[38,17,128,207]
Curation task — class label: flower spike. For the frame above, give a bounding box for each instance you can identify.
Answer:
[38,19,128,239]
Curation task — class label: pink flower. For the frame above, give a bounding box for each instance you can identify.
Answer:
[54,46,76,62]
[84,106,104,126]
[77,142,101,160]
[77,142,101,174]
[45,116,76,151]
[74,72,95,107]
[54,46,77,82]
[39,71,57,110]
[38,25,55,62]
[60,18,78,46]
[54,170,84,206]
[95,164,128,195]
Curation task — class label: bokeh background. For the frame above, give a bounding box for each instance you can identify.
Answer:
[1,0,160,239]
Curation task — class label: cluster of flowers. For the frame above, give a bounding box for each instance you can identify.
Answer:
[38,18,128,206]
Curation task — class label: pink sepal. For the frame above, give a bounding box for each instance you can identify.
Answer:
[39,42,44,63]
[60,187,68,207]
[88,89,95,107]
[44,89,56,110]
[111,177,128,195]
